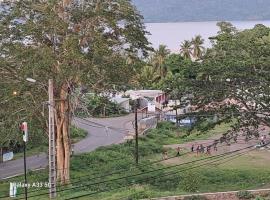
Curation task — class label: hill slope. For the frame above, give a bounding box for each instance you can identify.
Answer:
[132,0,270,23]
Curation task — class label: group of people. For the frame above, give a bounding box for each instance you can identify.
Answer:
[191,143,218,156]
[162,132,268,161]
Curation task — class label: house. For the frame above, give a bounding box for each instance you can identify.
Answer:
[164,108,196,127]
[110,97,130,112]
[125,90,167,112]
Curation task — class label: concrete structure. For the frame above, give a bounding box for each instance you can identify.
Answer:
[125,90,167,112]
[110,97,130,112]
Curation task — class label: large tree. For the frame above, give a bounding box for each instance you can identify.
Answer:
[167,23,270,140]
[191,35,205,60]
[180,40,192,60]
[0,0,151,183]
[152,44,170,78]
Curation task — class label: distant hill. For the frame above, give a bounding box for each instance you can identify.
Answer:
[132,0,270,23]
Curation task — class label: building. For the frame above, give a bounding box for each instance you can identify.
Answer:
[110,97,130,113]
[164,108,196,127]
[125,90,167,112]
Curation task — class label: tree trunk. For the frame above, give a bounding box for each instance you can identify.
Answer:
[55,84,70,184]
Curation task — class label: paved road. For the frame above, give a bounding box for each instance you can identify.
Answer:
[0,114,135,180]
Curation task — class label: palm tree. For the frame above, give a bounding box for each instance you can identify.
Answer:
[191,35,205,59]
[180,40,192,60]
[152,45,170,78]
[138,65,161,88]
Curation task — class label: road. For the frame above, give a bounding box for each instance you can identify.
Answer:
[0,114,135,180]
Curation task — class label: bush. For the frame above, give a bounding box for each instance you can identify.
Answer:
[70,126,87,139]
[181,171,202,192]
[254,196,265,200]
[76,94,127,117]
[236,191,254,199]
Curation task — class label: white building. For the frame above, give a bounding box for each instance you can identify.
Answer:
[110,97,130,112]
[125,90,167,112]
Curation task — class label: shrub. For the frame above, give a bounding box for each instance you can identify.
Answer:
[254,196,265,200]
[236,191,254,199]
[181,171,202,192]
[70,126,87,139]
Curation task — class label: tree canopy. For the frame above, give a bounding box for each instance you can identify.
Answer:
[0,0,151,183]
[163,22,270,139]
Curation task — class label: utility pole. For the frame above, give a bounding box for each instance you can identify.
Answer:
[48,79,57,198]
[135,99,139,165]
[21,122,28,200]
[20,122,28,200]
[175,100,178,126]
[23,139,27,200]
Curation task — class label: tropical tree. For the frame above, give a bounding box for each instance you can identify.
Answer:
[152,45,170,78]
[191,35,205,60]
[169,24,270,141]
[0,0,151,184]
[137,65,161,89]
[180,40,192,60]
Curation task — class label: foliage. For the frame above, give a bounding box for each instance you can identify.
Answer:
[0,0,151,148]
[1,122,270,199]
[162,22,270,141]
[152,45,171,78]
[70,126,87,143]
[191,35,205,60]
[137,65,161,89]
[76,94,128,117]
[180,40,193,60]
[181,171,202,192]
[236,191,254,199]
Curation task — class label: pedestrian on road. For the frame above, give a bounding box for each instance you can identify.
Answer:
[176,147,181,156]
[260,135,265,145]
[233,134,238,143]
[191,144,194,152]
[206,146,211,155]
[263,135,267,142]
[196,145,200,156]
[200,144,205,154]
[163,150,168,160]
[213,143,218,151]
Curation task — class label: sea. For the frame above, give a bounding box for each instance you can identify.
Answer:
[145,21,270,52]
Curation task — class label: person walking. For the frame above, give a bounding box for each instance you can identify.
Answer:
[196,145,200,156]
[200,144,205,153]
[206,146,211,155]
[260,135,265,145]
[164,151,168,160]
[191,144,194,152]
[176,146,181,156]
[213,143,218,151]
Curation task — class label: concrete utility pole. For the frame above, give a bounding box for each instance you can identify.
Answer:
[48,79,57,198]
[135,99,139,165]
[21,122,28,200]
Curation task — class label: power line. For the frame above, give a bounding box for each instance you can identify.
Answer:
[4,135,258,199]
[14,142,262,200]
[65,146,258,200]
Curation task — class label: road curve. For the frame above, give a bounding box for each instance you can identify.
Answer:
[0,114,135,180]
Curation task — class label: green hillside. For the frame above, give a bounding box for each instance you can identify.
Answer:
[132,0,270,23]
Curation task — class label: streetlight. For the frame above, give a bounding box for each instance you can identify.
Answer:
[26,78,37,83]
[26,77,57,199]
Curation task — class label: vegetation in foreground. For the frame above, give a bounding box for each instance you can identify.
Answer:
[1,122,269,200]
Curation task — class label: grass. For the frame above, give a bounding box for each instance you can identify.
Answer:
[7,126,87,160]
[0,122,269,200]
[13,146,47,160]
